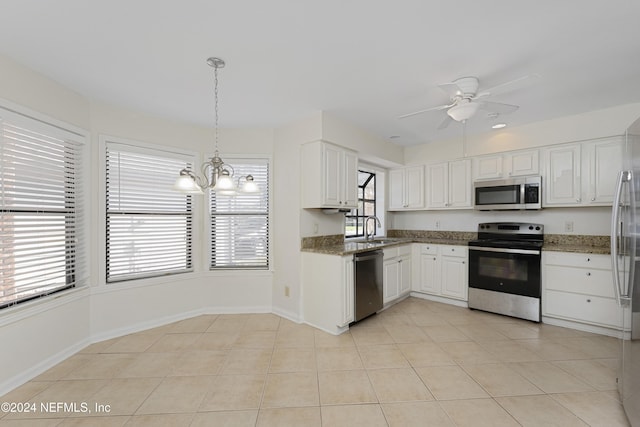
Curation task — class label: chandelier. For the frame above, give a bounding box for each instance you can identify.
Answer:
[173,57,258,195]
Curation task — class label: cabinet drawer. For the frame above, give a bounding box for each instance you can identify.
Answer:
[545,265,615,298]
[398,244,412,257]
[441,245,466,258]
[545,290,622,328]
[384,247,398,259]
[544,252,610,270]
[420,244,438,255]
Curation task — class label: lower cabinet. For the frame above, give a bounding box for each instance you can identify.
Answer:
[542,251,626,330]
[414,244,468,301]
[383,245,412,304]
[301,252,354,335]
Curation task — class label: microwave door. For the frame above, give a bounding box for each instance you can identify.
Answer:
[475,184,520,209]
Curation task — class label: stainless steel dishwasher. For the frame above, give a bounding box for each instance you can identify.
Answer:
[353,250,383,322]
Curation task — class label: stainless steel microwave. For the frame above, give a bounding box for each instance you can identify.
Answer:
[473,176,542,210]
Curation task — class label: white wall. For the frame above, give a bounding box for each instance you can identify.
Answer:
[391,207,612,235]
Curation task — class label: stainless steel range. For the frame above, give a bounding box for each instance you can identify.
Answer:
[468,222,543,322]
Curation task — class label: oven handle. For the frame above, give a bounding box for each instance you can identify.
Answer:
[468,246,540,255]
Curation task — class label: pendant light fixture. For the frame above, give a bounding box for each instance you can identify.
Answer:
[173,57,259,195]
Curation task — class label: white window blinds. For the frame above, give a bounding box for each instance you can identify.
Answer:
[0,112,85,309]
[209,159,269,269]
[105,142,194,282]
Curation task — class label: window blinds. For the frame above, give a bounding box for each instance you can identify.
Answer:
[0,116,85,308]
[209,159,269,269]
[105,142,194,282]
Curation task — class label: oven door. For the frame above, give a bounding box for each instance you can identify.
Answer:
[468,246,541,297]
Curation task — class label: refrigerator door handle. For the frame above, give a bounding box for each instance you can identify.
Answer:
[611,170,628,306]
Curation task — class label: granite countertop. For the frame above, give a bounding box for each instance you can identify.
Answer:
[301,231,472,256]
[301,231,611,256]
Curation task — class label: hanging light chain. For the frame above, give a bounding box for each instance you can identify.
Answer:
[213,62,219,153]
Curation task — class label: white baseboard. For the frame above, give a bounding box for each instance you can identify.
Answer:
[0,338,90,397]
[541,316,627,339]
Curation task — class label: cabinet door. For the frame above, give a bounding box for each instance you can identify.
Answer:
[426,162,448,208]
[323,144,342,207]
[584,138,623,205]
[508,150,539,177]
[342,149,358,208]
[399,257,412,295]
[383,259,400,304]
[388,169,406,210]
[448,159,472,208]
[419,253,440,294]
[441,256,467,300]
[543,144,581,206]
[405,166,425,209]
[340,257,355,327]
[473,155,503,180]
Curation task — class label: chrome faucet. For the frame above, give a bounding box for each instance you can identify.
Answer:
[364,216,382,241]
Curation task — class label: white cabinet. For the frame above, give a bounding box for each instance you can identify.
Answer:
[542,251,626,330]
[542,137,623,207]
[426,159,472,209]
[301,252,354,334]
[583,138,624,204]
[414,244,468,301]
[383,244,412,304]
[301,140,358,209]
[388,166,424,210]
[473,149,539,181]
[543,143,582,206]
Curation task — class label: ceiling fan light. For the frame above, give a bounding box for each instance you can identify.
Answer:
[447,102,480,122]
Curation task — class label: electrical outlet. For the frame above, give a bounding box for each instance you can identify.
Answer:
[435,221,441,229]
[284,286,290,297]
[313,223,319,234]
[564,221,574,233]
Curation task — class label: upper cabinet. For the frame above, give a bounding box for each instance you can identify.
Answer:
[543,137,623,207]
[301,141,358,209]
[473,149,539,181]
[388,166,425,210]
[426,159,472,209]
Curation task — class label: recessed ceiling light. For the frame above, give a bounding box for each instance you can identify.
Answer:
[492,123,507,129]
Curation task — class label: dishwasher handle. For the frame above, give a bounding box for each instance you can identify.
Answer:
[354,251,383,262]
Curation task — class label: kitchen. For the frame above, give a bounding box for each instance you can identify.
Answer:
[1,1,640,425]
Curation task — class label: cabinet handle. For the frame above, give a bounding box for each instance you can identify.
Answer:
[586,272,591,276]
[451,248,455,252]
[587,298,591,303]
[576,198,581,202]
[433,257,437,260]
[591,197,595,201]
[462,261,465,264]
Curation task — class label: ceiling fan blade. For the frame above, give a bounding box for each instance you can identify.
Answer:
[476,74,540,98]
[478,101,519,115]
[397,103,452,119]
[437,116,453,130]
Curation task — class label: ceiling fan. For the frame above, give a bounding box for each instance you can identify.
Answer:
[398,74,539,129]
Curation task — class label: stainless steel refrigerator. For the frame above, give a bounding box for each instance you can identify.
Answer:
[611,116,640,426]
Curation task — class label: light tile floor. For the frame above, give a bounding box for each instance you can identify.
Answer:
[0,297,631,426]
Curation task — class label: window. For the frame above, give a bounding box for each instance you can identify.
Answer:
[105,141,194,282]
[209,159,269,269]
[0,109,86,309]
[345,170,376,238]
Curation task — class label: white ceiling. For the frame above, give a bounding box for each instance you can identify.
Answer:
[1,1,639,146]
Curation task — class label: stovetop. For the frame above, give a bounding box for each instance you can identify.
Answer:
[469,222,544,249]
